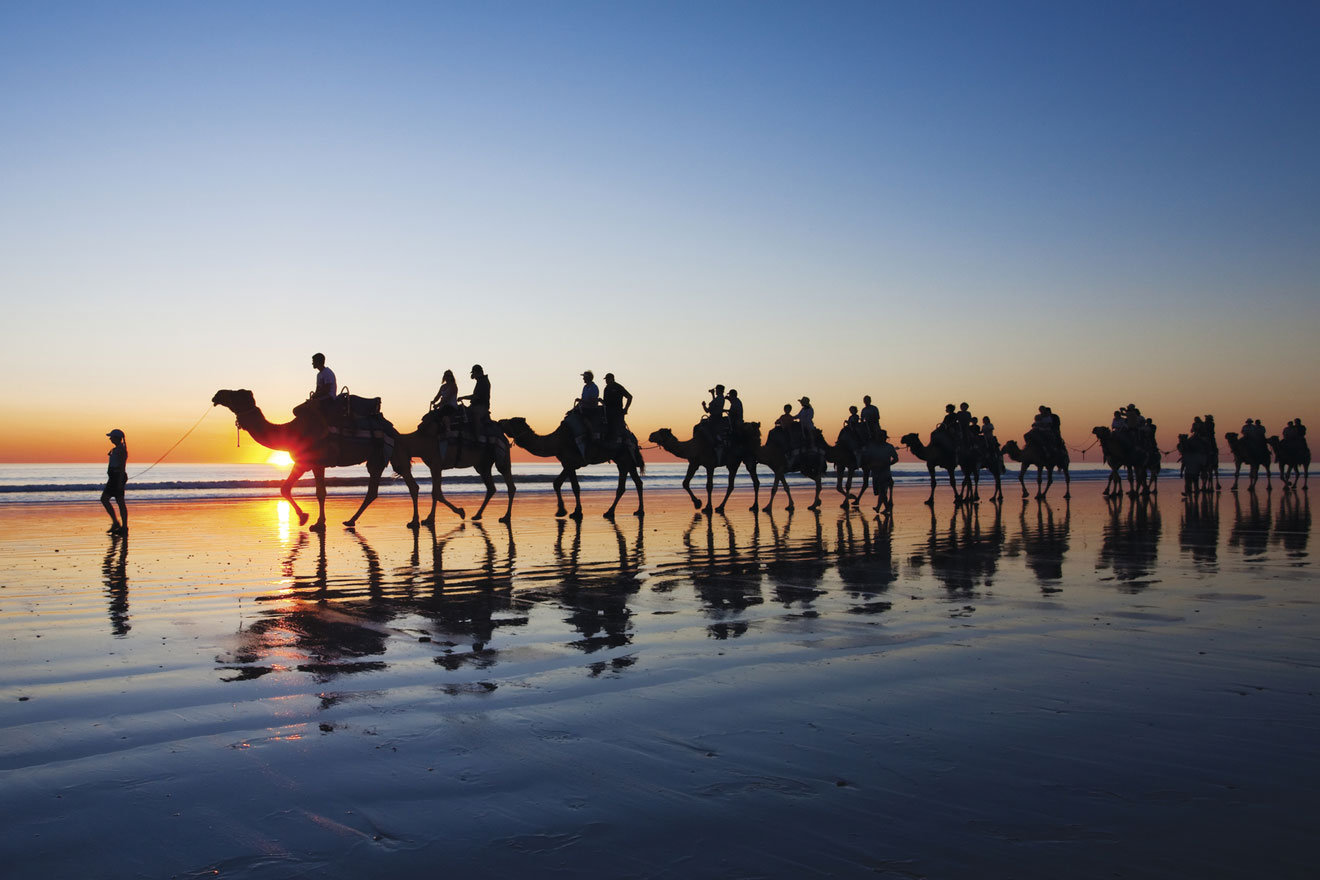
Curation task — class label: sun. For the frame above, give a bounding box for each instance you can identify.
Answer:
[265,451,295,467]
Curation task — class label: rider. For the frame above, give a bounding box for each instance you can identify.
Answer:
[602,372,632,444]
[457,364,491,434]
[796,396,816,450]
[701,384,728,457]
[860,395,880,440]
[573,370,600,458]
[727,389,744,432]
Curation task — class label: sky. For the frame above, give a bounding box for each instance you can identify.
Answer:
[2,0,1317,463]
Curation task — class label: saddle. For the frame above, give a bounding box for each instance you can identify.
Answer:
[294,392,392,444]
[419,404,505,449]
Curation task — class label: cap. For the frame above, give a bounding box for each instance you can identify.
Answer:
[107,429,125,441]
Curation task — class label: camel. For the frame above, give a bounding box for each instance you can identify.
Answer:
[831,426,873,507]
[1224,431,1271,491]
[900,430,962,505]
[956,437,1004,503]
[647,422,762,514]
[758,426,830,512]
[212,389,416,532]
[1092,426,1152,498]
[1000,437,1071,499]
[1268,435,1311,491]
[498,416,644,519]
[398,408,516,526]
[1176,432,1216,497]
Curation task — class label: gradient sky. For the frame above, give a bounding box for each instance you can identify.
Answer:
[2,1,1317,463]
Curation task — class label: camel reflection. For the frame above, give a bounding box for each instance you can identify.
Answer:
[421,521,521,672]
[678,512,764,640]
[221,530,392,682]
[1179,493,1220,571]
[1097,497,1161,590]
[1273,492,1310,560]
[911,503,1004,596]
[517,517,644,667]
[1229,491,1271,560]
[836,512,897,615]
[103,533,129,637]
[1008,500,1070,590]
[765,509,829,610]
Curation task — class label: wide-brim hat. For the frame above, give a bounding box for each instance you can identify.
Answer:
[799,396,811,405]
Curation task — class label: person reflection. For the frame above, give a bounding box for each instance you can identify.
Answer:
[914,503,1004,596]
[836,513,897,613]
[1229,491,1271,559]
[1178,493,1220,572]
[103,532,130,637]
[1274,492,1310,559]
[1097,496,1162,590]
[1017,499,1071,589]
[683,510,764,639]
[766,509,828,609]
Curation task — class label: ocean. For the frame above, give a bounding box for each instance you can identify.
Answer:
[0,459,1118,504]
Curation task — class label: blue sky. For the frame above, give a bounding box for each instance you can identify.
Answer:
[2,1,1317,460]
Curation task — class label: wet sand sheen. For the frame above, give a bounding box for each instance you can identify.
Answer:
[0,486,1316,878]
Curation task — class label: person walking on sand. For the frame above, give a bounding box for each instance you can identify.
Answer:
[102,429,128,534]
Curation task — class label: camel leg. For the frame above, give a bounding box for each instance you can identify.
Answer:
[715,465,737,515]
[344,462,386,528]
[471,464,497,521]
[552,470,570,517]
[281,466,311,526]
[1062,468,1071,499]
[497,459,516,523]
[681,462,702,510]
[747,461,761,511]
[395,454,420,530]
[808,474,821,511]
[425,468,465,524]
[567,470,585,519]
[631,466,644,517]
[311,467,329,532]
[704,466,716,514]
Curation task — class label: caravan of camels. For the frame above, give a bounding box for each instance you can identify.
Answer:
[211,361,1311,532]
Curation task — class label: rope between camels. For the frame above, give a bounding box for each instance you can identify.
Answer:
[129,405,214,481]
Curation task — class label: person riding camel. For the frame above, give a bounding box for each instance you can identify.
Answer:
[775,404,796,453]
[701,384,728,458]
[860,395,880,440]
[429,368,460,458]
[573,370,600,458]
[727,389,744,431]
[796,396,816,450]
[602,372,632,445]
[457,364,491,436]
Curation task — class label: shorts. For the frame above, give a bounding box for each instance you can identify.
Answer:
[102,472,127,500]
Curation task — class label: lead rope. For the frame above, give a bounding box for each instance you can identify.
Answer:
[129,405,215,480]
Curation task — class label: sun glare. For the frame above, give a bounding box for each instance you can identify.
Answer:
[266,451,294,467]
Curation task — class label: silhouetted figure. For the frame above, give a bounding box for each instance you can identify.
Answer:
[458,364,491,432]
[860,395,880,440]
[700,384,728,459]
[101,428,128,534]
[869,429,900,514]
[797,396,816,448]
[727,389,744,430]
[429,368,460,459]
[980,416,998,453]
[311,353,336,401]
[602,372,632,444]
[572,370,601,457]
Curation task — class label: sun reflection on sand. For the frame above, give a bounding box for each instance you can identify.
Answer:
[276,499,292,544]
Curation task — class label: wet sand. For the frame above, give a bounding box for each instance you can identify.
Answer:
[1,485,1316,878]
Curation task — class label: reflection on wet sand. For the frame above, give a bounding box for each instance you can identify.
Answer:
[911,503,1004,597]
[1230,491,1271,560]
[1179,493,1220,571]
[1007,499,1071,590]
[1097,496,1162,590]
[205,489,1311,683]
[103,534,129,637]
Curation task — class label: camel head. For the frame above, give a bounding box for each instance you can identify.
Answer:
[212,389,256,413]
[1092,426,1110,439]
[648,428,676,446]
[899,432,921,449]
[1001,440,1021,458]
[742,421,762,445]
[497,417,529,438]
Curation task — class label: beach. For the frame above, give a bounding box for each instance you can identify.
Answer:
[0,483,1315,878]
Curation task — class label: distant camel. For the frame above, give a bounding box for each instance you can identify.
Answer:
[498,416,644,519]
[1268,435,1311,491]
[831,426,873,507]
[648,422,762,514]
[1000,437,1071,499]
[1224,431,1271,491]
[900,430,961,505]
[1176,432,1215,497]
[398,408,516,526]
[759,426,830,512]
[212,389,415,532]
[956,437,1004,504]
[1091,426,1152,498]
